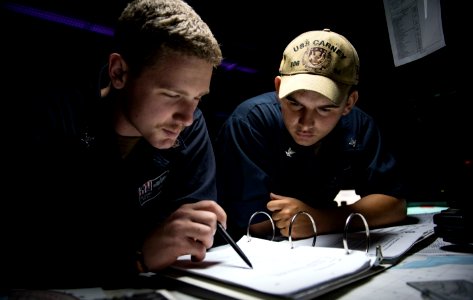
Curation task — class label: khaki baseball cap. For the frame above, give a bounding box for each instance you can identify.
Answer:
[278,29,360,105]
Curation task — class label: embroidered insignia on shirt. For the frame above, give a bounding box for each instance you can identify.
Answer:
[138,170,169,206]
[285,147,296,157]
[80,131,95,148]
[348,138,357,148]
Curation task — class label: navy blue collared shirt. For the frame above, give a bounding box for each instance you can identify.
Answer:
[215,91,405,236]
[4,84,217,288]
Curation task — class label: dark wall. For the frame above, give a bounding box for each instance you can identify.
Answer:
[2,1,468,205]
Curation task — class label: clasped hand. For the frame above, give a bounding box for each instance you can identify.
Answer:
[267,192,315,239]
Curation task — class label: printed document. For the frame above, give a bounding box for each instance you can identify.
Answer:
[383,0,445,66]
[171,236,374,298]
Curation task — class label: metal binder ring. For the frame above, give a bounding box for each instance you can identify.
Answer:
[247,211,275,242]
[343,213,370,254]
[288,211,317,249]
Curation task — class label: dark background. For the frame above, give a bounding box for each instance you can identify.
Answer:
[2,0,469,206]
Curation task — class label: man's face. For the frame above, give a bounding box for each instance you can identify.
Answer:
[279,89,347,146]
[119,52,213,149]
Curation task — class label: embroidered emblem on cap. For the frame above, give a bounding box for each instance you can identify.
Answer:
[302,47,332,72]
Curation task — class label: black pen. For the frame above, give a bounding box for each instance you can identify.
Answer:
[217,222,253,269]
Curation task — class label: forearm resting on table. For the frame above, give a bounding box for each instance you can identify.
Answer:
[251,194,406,238]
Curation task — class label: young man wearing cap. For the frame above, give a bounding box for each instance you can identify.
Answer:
[215,29,407,240]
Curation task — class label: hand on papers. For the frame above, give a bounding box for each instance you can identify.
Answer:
[141,200,227,271]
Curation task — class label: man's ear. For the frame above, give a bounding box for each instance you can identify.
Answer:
[274,76,282,102]
[342,90,359,115]
[274,76,282,92]
[108,53,128,89]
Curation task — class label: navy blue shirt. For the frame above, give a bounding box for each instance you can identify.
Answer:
[215,91,405,236]
[3,85,217,288]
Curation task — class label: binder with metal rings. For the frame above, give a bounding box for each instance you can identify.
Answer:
[374,245,384,266]
[245,211,382,262]
[288,211,317,249]
[343,212,370,254]
[247,211,275,242]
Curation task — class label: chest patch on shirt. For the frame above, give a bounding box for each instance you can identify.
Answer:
[137,170,169,206]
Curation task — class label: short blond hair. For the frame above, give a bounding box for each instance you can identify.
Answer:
[114,0,222,75]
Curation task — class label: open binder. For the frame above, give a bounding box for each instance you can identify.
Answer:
[162,212,390,300]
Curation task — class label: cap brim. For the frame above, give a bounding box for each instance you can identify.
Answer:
[278,74,350,105]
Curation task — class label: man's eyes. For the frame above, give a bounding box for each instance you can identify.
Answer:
[286,98,302,107]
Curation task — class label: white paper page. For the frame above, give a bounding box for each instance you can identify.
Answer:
[383,0,445,66]
[172,237,372,296]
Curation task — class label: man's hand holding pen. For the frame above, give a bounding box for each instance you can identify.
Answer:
[139,200,227,271]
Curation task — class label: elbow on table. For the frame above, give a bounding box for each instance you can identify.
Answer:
[390,197,408,223]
